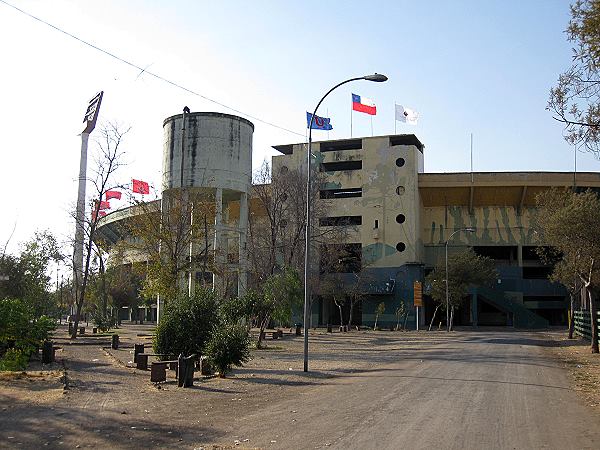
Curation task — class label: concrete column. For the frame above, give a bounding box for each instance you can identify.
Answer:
[212,188,223,292]
[238,192,248,298]
[517,244,523,267]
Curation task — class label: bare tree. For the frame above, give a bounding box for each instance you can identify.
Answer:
[70,122,128,338]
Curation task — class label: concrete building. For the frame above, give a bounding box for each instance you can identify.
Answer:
[272,134,600,329]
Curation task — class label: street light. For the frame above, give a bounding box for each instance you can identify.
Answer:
[303,73,388,372]
[445,227,476,332]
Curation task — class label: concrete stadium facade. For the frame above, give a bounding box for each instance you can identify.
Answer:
[97,111,600,328]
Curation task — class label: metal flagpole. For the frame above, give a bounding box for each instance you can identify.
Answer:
[470,133,474,183]
[574,145,577,190]
[350,101,353,137]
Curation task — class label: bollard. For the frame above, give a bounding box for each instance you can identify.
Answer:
[79,327,85,335]
[295,324,302,336]
[136,353,149,370]
[134,343,145,363]
[92,327,98,334]
[42,341,55,364]
[327,324,332,333]
[271,331,278,340]
[111,334,119,350]
[277,329,283,339]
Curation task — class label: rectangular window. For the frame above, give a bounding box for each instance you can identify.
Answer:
[374,220,379,229]
[320,160,362,172]
[522,267,553,279]
[319,216,362,226]
[320,139,362,152]
[320,187,362,199]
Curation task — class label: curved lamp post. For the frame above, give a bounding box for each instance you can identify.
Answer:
[303,73,388,372]
[445,227,476,331]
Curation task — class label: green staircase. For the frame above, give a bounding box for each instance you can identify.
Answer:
[475,287,549,329]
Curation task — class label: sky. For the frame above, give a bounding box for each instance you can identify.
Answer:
[0,0,597,260]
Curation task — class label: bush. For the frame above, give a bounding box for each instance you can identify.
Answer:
[92,313,115,332]
[0,299,56,370]
[0,348,29,371]
[153,289,219,359]
[205,323,250,377]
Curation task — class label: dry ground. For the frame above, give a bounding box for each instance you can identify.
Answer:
[1,325,600,449]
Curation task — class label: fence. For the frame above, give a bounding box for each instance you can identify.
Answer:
[574,311,600,343]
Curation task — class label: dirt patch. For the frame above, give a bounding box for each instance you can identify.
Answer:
[0,370,64,404]
[547,332,600,410]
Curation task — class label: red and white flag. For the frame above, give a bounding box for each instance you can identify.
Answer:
[132,179,150,195]
[91,210,107,221]
[98,201,111,210]
[105,190,122,201]
[352,93,377,115]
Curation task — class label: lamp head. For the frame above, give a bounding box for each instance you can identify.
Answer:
[363,73,388,82]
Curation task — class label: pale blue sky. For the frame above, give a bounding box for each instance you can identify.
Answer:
[0,0,595,256]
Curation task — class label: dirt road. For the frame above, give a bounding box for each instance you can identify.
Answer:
[1,328,599,449]
[229,331,600,449]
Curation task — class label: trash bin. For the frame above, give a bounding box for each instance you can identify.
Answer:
[295,324,302,336]
[134,343,145,363]
[42,340,55,364]
[111,334,119,350]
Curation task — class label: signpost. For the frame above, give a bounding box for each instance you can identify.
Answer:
[414,280,423,330]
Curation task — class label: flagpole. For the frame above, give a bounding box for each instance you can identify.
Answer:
[327,108,330,140]
[394,102,397,134]
[470,133,474,183]
[350,102,353,138]
[370,116,373,137]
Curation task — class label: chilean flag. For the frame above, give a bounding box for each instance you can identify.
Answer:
[352,93,377,115]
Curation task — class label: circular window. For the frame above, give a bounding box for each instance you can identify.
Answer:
[395,157,405,167]
[396,186,405,196]
[396,242,406,252]
[396,214,406,224]
[280,165,289,174]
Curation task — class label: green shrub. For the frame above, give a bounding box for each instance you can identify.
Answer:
[205,323,250,377]
[0,348,29,371]
[153,289,219,359]
[92,313,115,332]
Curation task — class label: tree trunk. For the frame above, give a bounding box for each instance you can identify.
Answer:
[257,314,270,349]
[429,305,441,331]
[589,290,599,353]
[338,303,344,328]
[347,301,354,328]
[395,314,401,331]
[568,293,575,339]
[99,255,108,318]
[449,307,455,332]
[374,314,379,331]
[403,313,409,330]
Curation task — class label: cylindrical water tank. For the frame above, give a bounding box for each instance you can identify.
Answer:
[162,112,254,194]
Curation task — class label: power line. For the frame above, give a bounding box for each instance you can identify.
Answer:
[0,0,305,138]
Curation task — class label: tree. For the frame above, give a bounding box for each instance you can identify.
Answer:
[374,302,385,330]
[71,122,128,338]
[425,249,497,331]
[395,302,409,331]
[255,267,302,348]
[535,188,600,352]
[153,288,219,358]
[548,0,600,155]
[0,230,63,317]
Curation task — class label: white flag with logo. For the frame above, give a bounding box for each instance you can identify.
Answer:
[395,104,419,125]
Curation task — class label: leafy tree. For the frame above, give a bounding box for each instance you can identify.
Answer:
[0,231,63,317]
[548,0,600,155]
[535,188,600,352]
[425,249,497,331]
[374,302,385,330]
[395,302,409,331]
[255,267,302,348]
[152,288,219,358]
[205,323,250,377]
[219,289,262,330]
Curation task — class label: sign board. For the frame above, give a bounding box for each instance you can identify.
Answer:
[413,280,423,307]
[82,91,103,134]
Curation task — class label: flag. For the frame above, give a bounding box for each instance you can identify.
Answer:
[395,104,419,125]
[105,190,122,201]
[306,112,333,130]
[98,201,110,210]
[132,179,150,194]
[352,93,377,115]
[91,210,107,221]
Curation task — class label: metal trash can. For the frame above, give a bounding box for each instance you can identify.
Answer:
[134,343,145,363]
[42,341,55,364]
[111,334,119,350]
